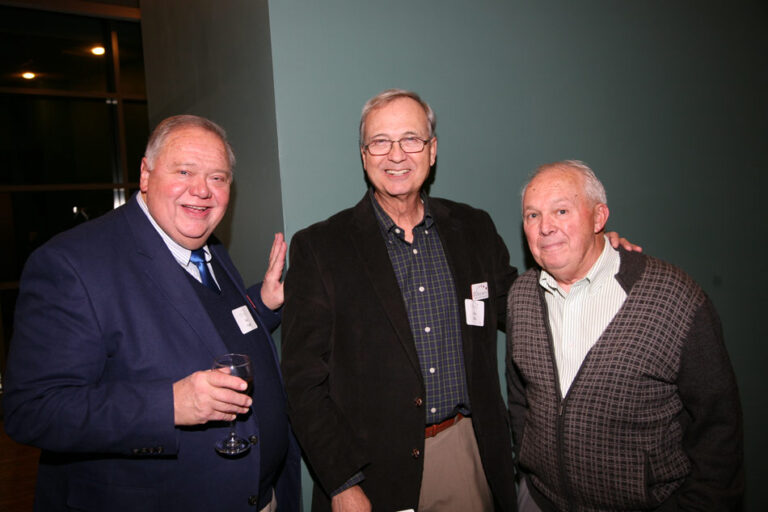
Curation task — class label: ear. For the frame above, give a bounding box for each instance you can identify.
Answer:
[139,157,150,193]
[428,137,437,167]
[593,203,609,233]
[360,146,368,171]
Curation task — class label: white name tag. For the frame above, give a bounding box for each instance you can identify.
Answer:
[471,281,489,301]
[465,299,485,327]
[232,305,258,335]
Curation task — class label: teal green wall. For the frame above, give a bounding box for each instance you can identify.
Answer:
[269,1,766,509]
[141,1,766,509]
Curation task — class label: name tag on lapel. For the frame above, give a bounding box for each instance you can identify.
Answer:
[232,305,258,334]
[471,281,489,300]
[465,299,485,327]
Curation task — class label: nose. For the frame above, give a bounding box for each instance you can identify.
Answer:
[387,140,407,162]
[540,214,555,235]
[189,175,211,198]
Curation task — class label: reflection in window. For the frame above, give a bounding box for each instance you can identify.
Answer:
[0,7,109,92]
[115,21,146,96]
[0,4,148,366]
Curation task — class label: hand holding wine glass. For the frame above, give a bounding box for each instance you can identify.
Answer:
[212,353,253,456]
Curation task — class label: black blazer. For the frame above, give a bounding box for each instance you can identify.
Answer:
[282,193,517,511]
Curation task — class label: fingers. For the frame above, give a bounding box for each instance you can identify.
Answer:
[208,367,247,391]
[620,238,642,252]
[207,370,252,409]
[266,232,287,278]
[261,233,287,311]
[605,232,642,253]
[173,371,252,426]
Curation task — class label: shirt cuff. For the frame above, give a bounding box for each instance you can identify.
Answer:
[331,471,365,497]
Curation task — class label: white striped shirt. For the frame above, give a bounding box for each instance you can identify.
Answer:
[135,193,219,287]
[539,236,627,396]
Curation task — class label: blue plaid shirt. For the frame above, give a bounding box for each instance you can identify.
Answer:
[370,190,470,425]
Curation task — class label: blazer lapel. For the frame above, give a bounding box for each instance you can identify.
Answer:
[348,195,422,376]
[122,197,228,360]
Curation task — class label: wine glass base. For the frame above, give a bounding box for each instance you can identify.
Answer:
[215,436,251,456]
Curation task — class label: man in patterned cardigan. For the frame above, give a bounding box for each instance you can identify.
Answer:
[506,160,743,511]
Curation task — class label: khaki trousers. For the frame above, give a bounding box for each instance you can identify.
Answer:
[417,417,494,512]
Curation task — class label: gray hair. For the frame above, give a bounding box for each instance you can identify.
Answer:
[359,89,436,147]
[144,114,236,169]
[520,160,607,213]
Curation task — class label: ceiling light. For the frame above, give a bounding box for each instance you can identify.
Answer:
[91,46,105,56]
[22,72,35,79]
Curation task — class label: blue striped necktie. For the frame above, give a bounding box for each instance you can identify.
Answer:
[190,248,219,292]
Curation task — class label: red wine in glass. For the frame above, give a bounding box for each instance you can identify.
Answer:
[212,353,253,456]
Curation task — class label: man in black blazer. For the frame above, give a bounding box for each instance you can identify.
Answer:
[4,115,300,511]
[282,89,518,511]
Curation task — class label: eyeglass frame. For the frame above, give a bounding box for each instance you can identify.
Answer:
[362,136,434,156]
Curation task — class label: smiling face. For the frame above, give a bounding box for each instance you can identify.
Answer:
[522,167,609,288]
[360,97,436,204]
[139,126,232,250]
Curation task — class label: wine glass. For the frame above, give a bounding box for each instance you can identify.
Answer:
[212,353,253,456]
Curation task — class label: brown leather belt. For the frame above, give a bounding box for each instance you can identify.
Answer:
[425,413,465,438]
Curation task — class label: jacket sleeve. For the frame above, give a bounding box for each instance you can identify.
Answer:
[489,213,518,332]
[281,230,369,496]
[3,244,177,455]
[274,426,303,512]
[505,285,528,461]
[246,282,282,333]
[675,296,744,510]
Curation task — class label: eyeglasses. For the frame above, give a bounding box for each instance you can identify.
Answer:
[363,137,431,156]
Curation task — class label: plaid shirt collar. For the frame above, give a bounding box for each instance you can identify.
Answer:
[368,188,435,237]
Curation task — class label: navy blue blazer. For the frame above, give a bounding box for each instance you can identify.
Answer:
[4,196,300,511]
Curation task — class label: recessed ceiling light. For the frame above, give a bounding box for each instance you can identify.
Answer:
[22,72,35,80]
[91,46,105,56]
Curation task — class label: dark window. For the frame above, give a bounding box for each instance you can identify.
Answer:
[1,95,116,185]
[0,7,109,92]
[0,4,147,380]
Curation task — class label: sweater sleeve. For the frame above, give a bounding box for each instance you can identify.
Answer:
[675,296,744,510]
[505,285,528,462]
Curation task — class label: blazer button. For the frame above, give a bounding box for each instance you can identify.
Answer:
[248,495,258,506]
[249,435,259,445]
[413,397,423,407]
[411,448,420,458]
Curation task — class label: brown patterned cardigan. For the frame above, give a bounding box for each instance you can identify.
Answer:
[506,249,743,511]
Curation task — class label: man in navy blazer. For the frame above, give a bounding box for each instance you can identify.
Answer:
[4,115,300,511]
